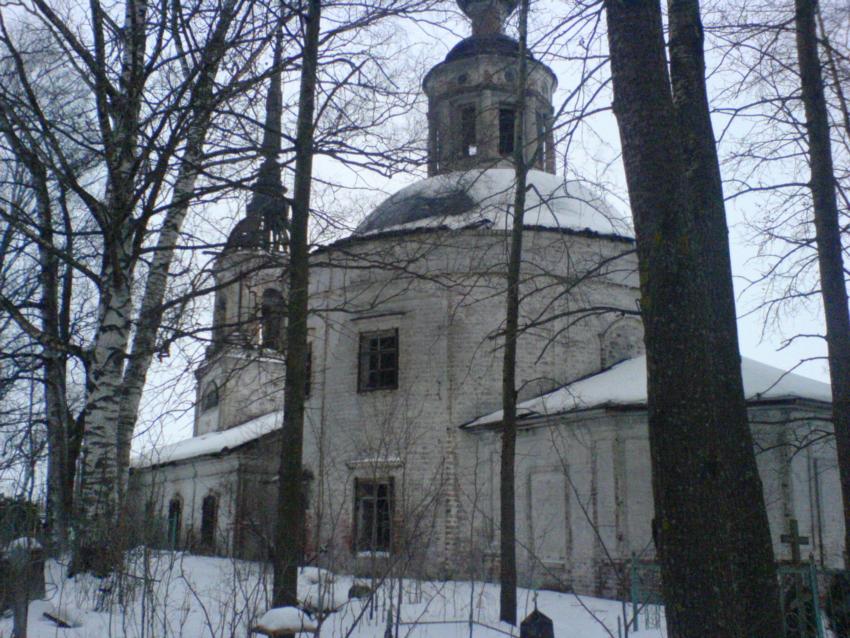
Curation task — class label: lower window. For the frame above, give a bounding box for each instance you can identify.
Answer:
[354,478,394,553]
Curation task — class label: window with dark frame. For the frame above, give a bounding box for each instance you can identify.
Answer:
[535,111,548,169]
[460,105,477,157]
[499,107,515,156]
[353,478,394,553]
[358,329,398,392]
[167,498,182,548]
[200,494,217,548]
[201,383,219,411]
[261,288,284,350]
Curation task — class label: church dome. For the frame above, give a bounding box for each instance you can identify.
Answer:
[444,34,529,63]
[354,168,633,239]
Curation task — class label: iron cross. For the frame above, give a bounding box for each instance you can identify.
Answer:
[781,518,810,565]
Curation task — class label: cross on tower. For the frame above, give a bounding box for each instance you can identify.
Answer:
[781,518,810,565]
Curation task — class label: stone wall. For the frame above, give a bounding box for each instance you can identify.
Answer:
[455,403,841,598]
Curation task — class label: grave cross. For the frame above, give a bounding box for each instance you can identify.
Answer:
[781,518,810,565]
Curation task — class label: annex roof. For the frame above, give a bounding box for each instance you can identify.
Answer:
[353,168,633,239]
[466,355,832,428]
[132,411,282,469]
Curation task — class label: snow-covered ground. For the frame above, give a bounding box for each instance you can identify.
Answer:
[1,552,666,637]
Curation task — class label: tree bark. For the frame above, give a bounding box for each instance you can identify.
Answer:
[115,0,239,492]
[498,0,529,625]
[794,0,850,563]
[73,0,148,574]
[666,0,782,628]
[605,1,783,635]
[273,0,321,609]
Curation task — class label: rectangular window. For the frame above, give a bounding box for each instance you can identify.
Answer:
[499,107,515,156]
[200,494,217,548]
[358,329,398,391]
[460,105,477,157]
[354,478,393,552]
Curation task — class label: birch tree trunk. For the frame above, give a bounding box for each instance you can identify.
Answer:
[115,0,240,489]
[273,0,321,609]
[73,0,148,574]
[794,0,850,562]
[604,0,783,634]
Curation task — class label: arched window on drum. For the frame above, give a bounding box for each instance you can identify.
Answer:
[261,288,284,350]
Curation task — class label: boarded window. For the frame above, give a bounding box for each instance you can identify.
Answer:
[529,470,567,564]
[201,494,218,548]
[167,498,182,548]
[499,108,515,156]
[354,479,393,552]
[358,329,398,392]
[460,105,477,157]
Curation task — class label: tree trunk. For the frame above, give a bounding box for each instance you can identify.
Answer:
[115,0,239,492]
[74,257,134,574]
[666,0,782,627]
[604,1,783,635]
[794,0,850,563]
[73,0,148,574]
[498,0,529,625]
[273,0,321,609]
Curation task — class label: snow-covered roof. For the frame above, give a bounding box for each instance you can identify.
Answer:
[354,168,632,239]
[466,355,832,427]
[132,411,282,468]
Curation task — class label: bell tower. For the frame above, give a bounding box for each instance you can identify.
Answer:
[422,0,557,176]
[195,36,288,435]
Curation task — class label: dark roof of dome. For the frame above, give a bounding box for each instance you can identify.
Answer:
[353,169,634,239]
[445,34,532,62]
[356,189,476,234]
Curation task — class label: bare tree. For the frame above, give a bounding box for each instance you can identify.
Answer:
[793,0,850,561]
[604,0,783,635]
[274,0,322,611]
[0,0,291,572]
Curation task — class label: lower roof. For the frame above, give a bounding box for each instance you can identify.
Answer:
[465,355,832,428]
[132,411,282,469]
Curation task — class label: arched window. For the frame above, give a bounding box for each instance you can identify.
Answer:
[167,497,182,548]
[201,383,219,411]
[212,296,227,344]
[261,288,284,350]
[600,317,644,369]
[201,494,218,548]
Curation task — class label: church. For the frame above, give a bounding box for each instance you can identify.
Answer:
[130,0,843,598]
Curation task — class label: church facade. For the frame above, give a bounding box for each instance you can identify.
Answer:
[131,0,843,598]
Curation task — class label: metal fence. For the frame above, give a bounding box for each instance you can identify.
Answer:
[630,559,850,638]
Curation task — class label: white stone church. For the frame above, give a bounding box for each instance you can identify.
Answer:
[131,0,843,598]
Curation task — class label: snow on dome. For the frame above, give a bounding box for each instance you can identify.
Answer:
[467,355,832,427]
[132,411,282,468]
[354,168,633,239]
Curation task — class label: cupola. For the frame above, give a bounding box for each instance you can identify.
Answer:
[422,0,557,175]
